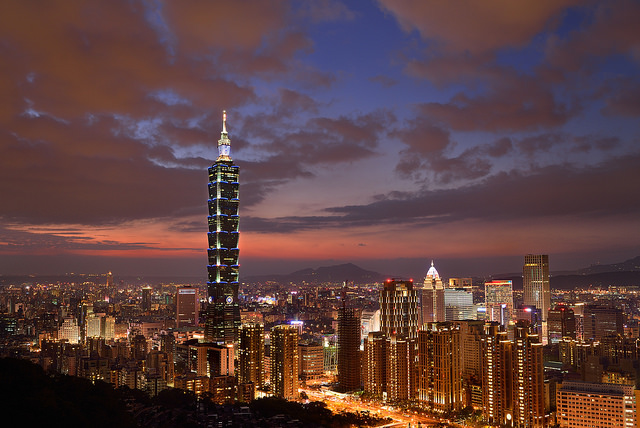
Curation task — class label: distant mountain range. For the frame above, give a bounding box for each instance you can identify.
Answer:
[245,257,640,289]
[2,257,639,289]
[244,263,386,285]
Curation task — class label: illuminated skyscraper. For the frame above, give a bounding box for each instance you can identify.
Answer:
[337,305,361,392]
[523,254,550,321]
[176,286,199,328]
[238,323,264,388]
[363,331,386,396]
[380,279,419,339]
[547,306,576,343]
[422,261,445,323]
[205,111,241,344]
[482,322,545,427]
[418,322,464,413]
[511,323,545,428]
[141,287,152,313]
[271,324,299,400]
[485,280,513,327]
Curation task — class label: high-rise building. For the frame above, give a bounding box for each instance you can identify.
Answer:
[485,280,513,327]
[337,305,361,392]
[511,323,545,428]
[417,322,464,413]
[457,320,484,380]
[482,323,511,426]
[141,287,152,313]
[422,262,445,323]
[270,325,299,400]
[380,279,419,339]
[482,322,545,427]
[363,331,386,396]
[86,315,102,338]
[444,288,474,321]
[547,305,576,344]
[299,341,324,382]
[58,316,80,344]
[238,323,264,388]
[523,254,550,321]
[556,381,637,428]
[387,335,411,402]
[176,287,199,328]
[205,111,240,344]
[582,305,624,341]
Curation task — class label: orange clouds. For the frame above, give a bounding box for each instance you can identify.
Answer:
[378,0,582,55]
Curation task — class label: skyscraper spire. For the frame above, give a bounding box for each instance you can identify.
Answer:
[222,110,227,133]
[206,109,241,344]
[217,110,232,162]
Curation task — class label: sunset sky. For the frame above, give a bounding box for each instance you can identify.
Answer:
[1,1,639,279]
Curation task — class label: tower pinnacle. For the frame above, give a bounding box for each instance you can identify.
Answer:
[217,110,232,162]
[222,110,227,133]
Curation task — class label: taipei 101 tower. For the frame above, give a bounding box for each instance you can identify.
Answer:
[205,111,241,344]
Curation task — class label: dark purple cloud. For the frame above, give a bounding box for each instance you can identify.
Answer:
[243,152,640,232]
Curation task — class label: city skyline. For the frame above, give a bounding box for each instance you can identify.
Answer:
[1,1,639,278]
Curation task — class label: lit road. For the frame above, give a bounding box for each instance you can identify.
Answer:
[300,387,445,427]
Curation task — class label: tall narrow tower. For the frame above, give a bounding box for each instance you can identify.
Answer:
[422,261,445,323]
[205,111,241,344]
[337,289,361,392]
[523,254,550,321]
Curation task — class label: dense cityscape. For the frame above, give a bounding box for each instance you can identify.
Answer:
[1,113,640,427]
[1,257,640,427]
[2,2,640,427]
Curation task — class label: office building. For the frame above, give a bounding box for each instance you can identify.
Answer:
[547,306,576,344]
[511,323,545,428]
[141,287,152,312]
[444,288,474,321]
[86,315,102,338]
[337,305,361,391]
[205,111,241,344]
[417,322,464,413]
[363,331,386,396]
[58,317,80,344]
[556,381,637,427]
[361,309,380,347]
[523,254,550,321]
[387,335,411,402]
[238,323,264,388]
[482,322,545,427]
[422,261,445,323]
[270,325,299,400]
[583,305,624,341]
[485,280,513,327]
[176,287,199,328]
[299,341,324,382]
[482,323,510,426]
[380,279,419,339]
[448,277,472,290]
[457,320,483,375]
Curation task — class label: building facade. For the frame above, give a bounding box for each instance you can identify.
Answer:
[557,381,637,427]
[418,322,464,413]
[238,323,264,388]
[523,254,550,321]
[485,280,513,327]
[547,306,576,344]
[337,306,361,391]
[422,262,445,323]
[270,325,299,400]
[176,286,199,328]
[380,279,419,339]
[205,111,241,344]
